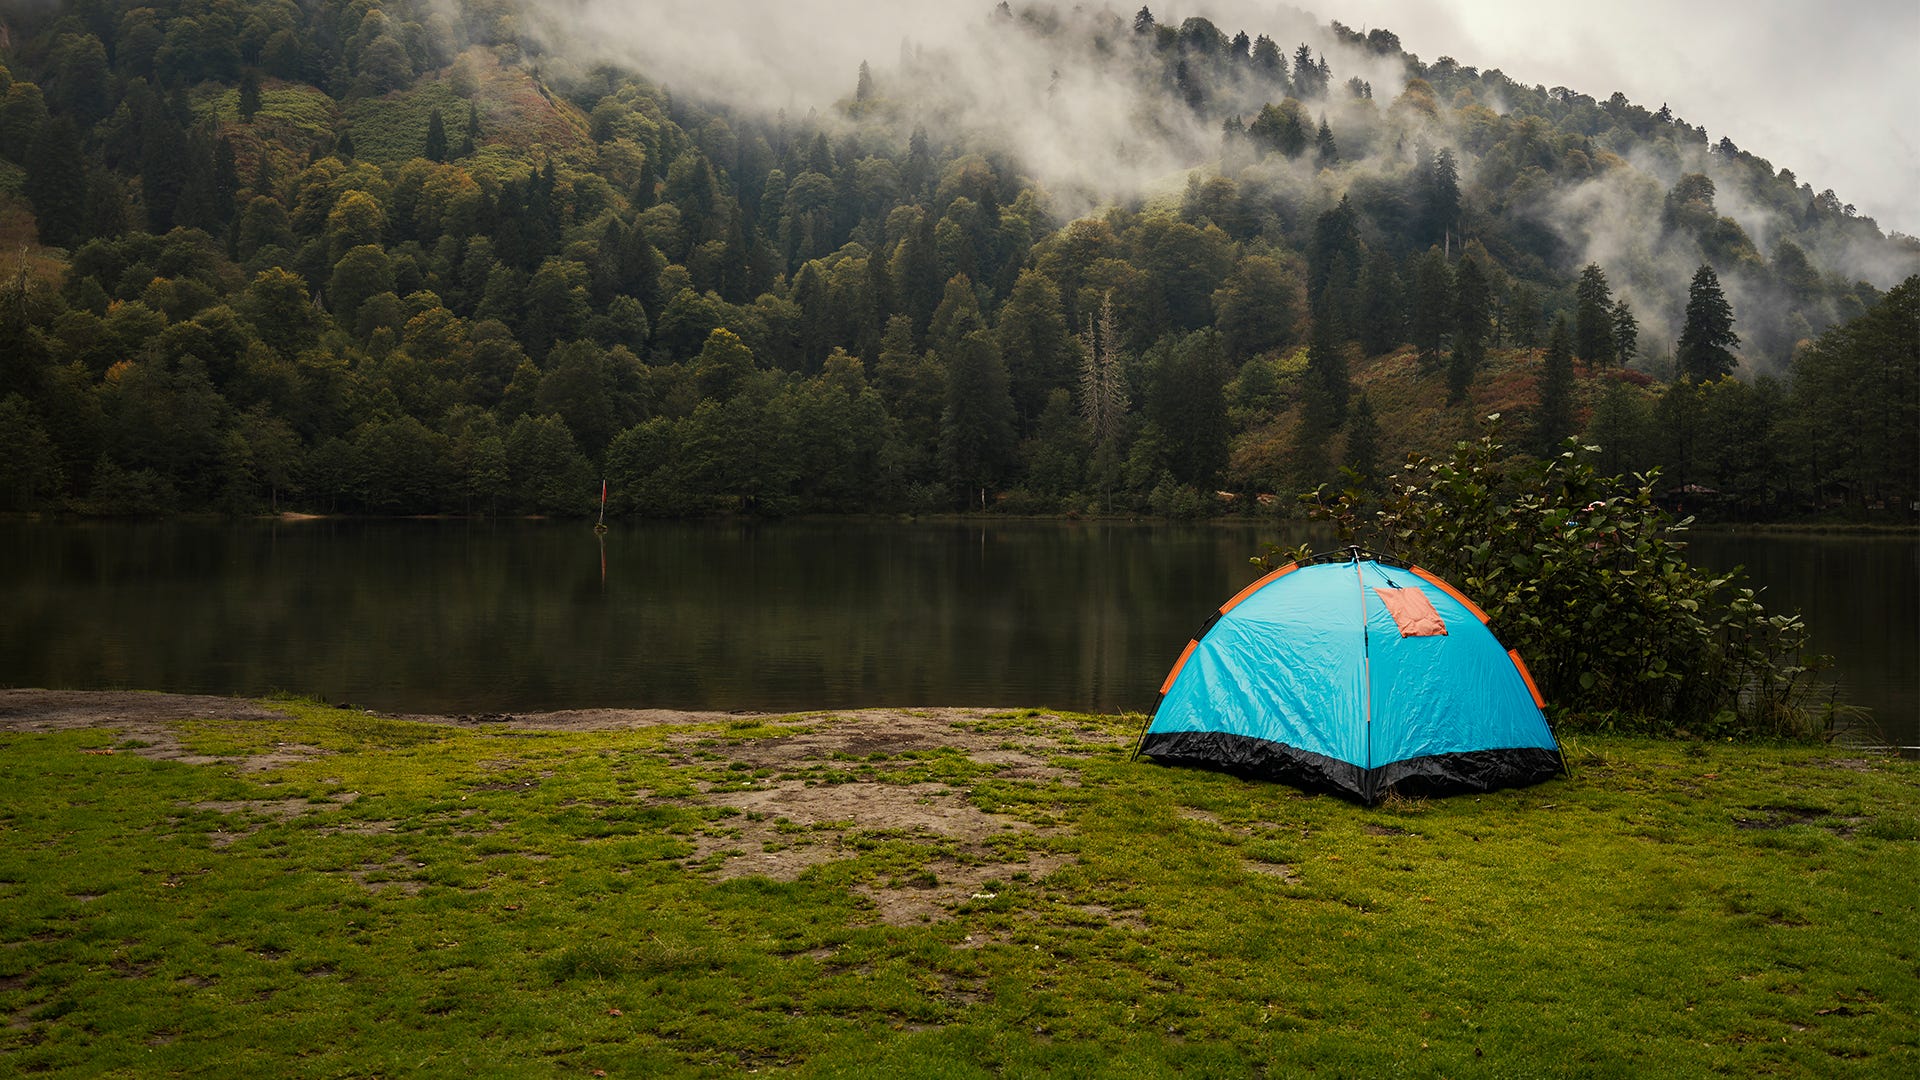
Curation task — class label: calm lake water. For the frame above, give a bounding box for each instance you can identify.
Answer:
[2,520,1913,745]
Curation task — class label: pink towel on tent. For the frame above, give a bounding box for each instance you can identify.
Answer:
[1374,587,1447,637]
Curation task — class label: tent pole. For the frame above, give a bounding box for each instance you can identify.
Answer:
[1354,552,1377,805]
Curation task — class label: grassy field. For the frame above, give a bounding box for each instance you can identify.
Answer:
[1230,342,1641,486]
[1,695,1915,1077]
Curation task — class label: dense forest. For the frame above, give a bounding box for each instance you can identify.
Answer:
[0,1,1914,521]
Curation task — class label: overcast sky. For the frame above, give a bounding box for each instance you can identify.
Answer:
[1315,0,1920,235]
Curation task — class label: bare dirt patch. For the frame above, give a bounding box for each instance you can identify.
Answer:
[341,858,427,895]
[1245,861,1304,884]
[666,709,1069,766]
[237,744,332,773]
[671,778,1075,923]
[428,707,778,732]
[1060,903,1150,930]
[2,693,1124,919]
[854,852,1073,927]
[704,781,1000,837]
[0,689,294,767]
[179,793,365,846]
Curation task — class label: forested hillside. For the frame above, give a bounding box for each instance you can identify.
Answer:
[0,1,1914,520]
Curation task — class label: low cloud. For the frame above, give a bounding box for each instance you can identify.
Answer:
[515,2,1406,206]
[511,1,1914,366]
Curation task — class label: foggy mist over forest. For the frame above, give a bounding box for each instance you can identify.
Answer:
[517,0,1917,364]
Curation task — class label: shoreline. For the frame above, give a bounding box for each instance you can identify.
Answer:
[2,509,1914,534]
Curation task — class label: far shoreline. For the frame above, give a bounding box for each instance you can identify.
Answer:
[2,509,1914,535]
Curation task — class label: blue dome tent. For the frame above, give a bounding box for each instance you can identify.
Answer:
[1137,549,1563,805]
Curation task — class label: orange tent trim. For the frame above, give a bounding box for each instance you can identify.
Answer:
[1218,562,1298,617]
[1508,648,1546,709]
[1408,565,1492,624]
[1160,638,1199,695]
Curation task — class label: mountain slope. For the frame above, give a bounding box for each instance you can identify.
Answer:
[0,1,1911,521]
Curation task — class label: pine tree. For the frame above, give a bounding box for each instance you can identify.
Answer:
[889,213,941,343]
[902,125,933,201]
[1174,60,1204,111]
[629,154,660,214]
[83,170,129,239]
[1408,248,1452,373]
[253,151,276,198]
[423,107,448,163]
[238,68,262,123]
[1344,393,1380,487]
[1536,316,1575,455]
[1508,283,1542,349]
[1425,148,1461,248]
[804,132,835,177]
[1304,305,1348,424]
[938,329,1016,505]
[718,212,751,304]
[139,94,187,230]
[210,136,238,227]
[1248,101,1308,159]
[1291,44,1324,98]
[459,103,480,158]
[855,61,875,102]
[1252,35,1285,85]
[1574,263,1615,366]
[1220,114,1250,170]
[1149,330,1229,487]
[1307,196,1358,326]
[1677,263,1739,380]
[1611,298,1639,367]
[24,116,88,247]
[928,273,984,347]
[1291,374,1335,492]
[1078,294,1130,511]
[1315,116,1338,167]
[1448,254,1490,403]
[1586,380,1651,477]
[1355,251,1401,356]
[997,269,1073,434]
[792,261,832,370]
[168,125,223,234]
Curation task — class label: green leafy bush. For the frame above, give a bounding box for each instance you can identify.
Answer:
[1262,416,1835,740]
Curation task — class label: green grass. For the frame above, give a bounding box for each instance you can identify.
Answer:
[1233,343,1638,485]
[198,83,340,138]
[1,703,1915,1077]
[343,80,469,166]
[340,50,592,169]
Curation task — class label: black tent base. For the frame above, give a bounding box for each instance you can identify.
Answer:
[1137,729,1563,806]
